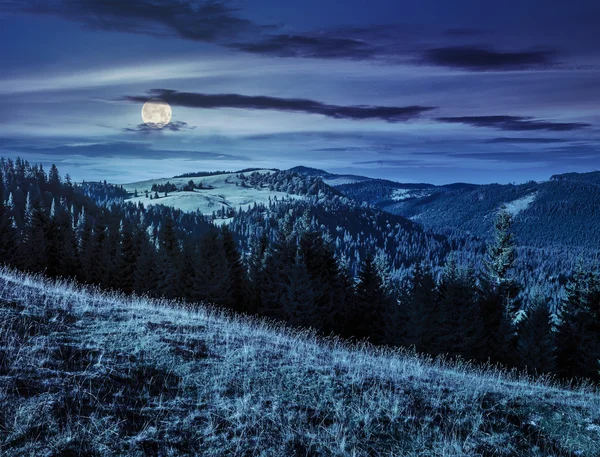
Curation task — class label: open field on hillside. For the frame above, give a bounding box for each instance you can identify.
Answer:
[1,267,599,456]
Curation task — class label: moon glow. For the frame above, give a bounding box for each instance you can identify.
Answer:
[141,100,172,128]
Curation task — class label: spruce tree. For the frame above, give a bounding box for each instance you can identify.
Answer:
[350,254,393,345]
[283,250,318,328]
[20,195,48,273]
[156,214,180,297]
[480,207,521,366]
[435,259,485,360]
[403,262,438,353]
[0,174,17,264]
[221,225,248,312]
[134,233,159,296]
[247,233,269,314]
[192,227,232,307]
[516,294,556,375]
[555,265,600,381]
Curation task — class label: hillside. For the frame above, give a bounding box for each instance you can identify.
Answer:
[122,170,303,217]
[288,166,371,186]
[337,172,600,251]
[1,268,599,457]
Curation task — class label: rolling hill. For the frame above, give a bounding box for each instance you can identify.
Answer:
[122,170,303,218]
[1,267,599,456]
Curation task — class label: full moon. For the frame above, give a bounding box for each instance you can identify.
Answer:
[141,99,172,128]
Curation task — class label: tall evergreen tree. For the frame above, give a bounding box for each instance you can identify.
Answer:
[516,294,556,375]
[156,214,180,298]
[221,225,248,313]
[0,173,17,264]
[283,250,318,328]
[192,227,232,307]
[20,194,48,273]
[480,208,521,365]
[247,233,269,314]
[115,220,138,294]
[349,254,393,345]
[555,265,600,381]
[434,258,485,360]
[134,233,159,296]
[403,262,439,352]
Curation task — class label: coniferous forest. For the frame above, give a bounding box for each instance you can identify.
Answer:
[1,157,599,383]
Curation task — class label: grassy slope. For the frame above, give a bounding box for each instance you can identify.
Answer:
[122,170,303,216]
[1,268,599,457]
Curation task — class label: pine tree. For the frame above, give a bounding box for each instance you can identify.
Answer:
[134,232,159,296]
[192,227,232,307]
[0,173,17,264]
[516,294,556,375]
[156,214,180,297]
[349,254,393,345]
[20,194,48,272]
[298,229,340,332]
[247,233,269,314]
[434,259,485,360]
[480,207,521,366]
[257,230,292,320]
[403,262,439,353]
[221,225,248,312]
[115,220,138,294]
[555,265,600,381]
[45,199,61,277]
[283,250,318,328]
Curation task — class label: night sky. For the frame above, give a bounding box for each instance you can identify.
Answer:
[1,0,599,184]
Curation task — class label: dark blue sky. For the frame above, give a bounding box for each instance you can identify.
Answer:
[1,0,599,184]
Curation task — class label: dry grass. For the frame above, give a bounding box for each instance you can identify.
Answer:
[0,266,599,456]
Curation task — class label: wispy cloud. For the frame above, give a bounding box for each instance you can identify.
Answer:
[123,120,195,134]
[0,139,248,160]
[123,89,436,122]
[228,34,377,60]
[485,137,571,143]
[422,46,558,71]
[437,115,590,131]
[4,0,258,42]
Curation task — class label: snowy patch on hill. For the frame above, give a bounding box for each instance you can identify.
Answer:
[391,189,435,201]
[503,192,538,216]
[323,175,369,186]
[122,170,304,215]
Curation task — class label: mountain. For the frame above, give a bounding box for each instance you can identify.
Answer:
[338,171,600,252]
[2,267,599,457]
[117,168,449,276]
[288,165,372,185]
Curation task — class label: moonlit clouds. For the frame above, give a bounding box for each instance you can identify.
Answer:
[1,0,599,184]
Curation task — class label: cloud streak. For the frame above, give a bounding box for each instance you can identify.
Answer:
[3,0,258,42]
[437,115,590,132]
[422,46,557,71]
[123,120,195,133]
[485,137,571,144]
[123,89,436,122]
[229,34,377,60]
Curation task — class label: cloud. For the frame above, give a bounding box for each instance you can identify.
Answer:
[123,89,436,122]
[3,0,257,42]
[422,46,557,71]
[1,140,248,161]
[229,34,377,60]
[123,120,195,133]
[437,115,590,131]
[353,159,429,167]
[485,137,571,144]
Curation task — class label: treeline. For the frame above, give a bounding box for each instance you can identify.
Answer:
[0,158,598,383]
